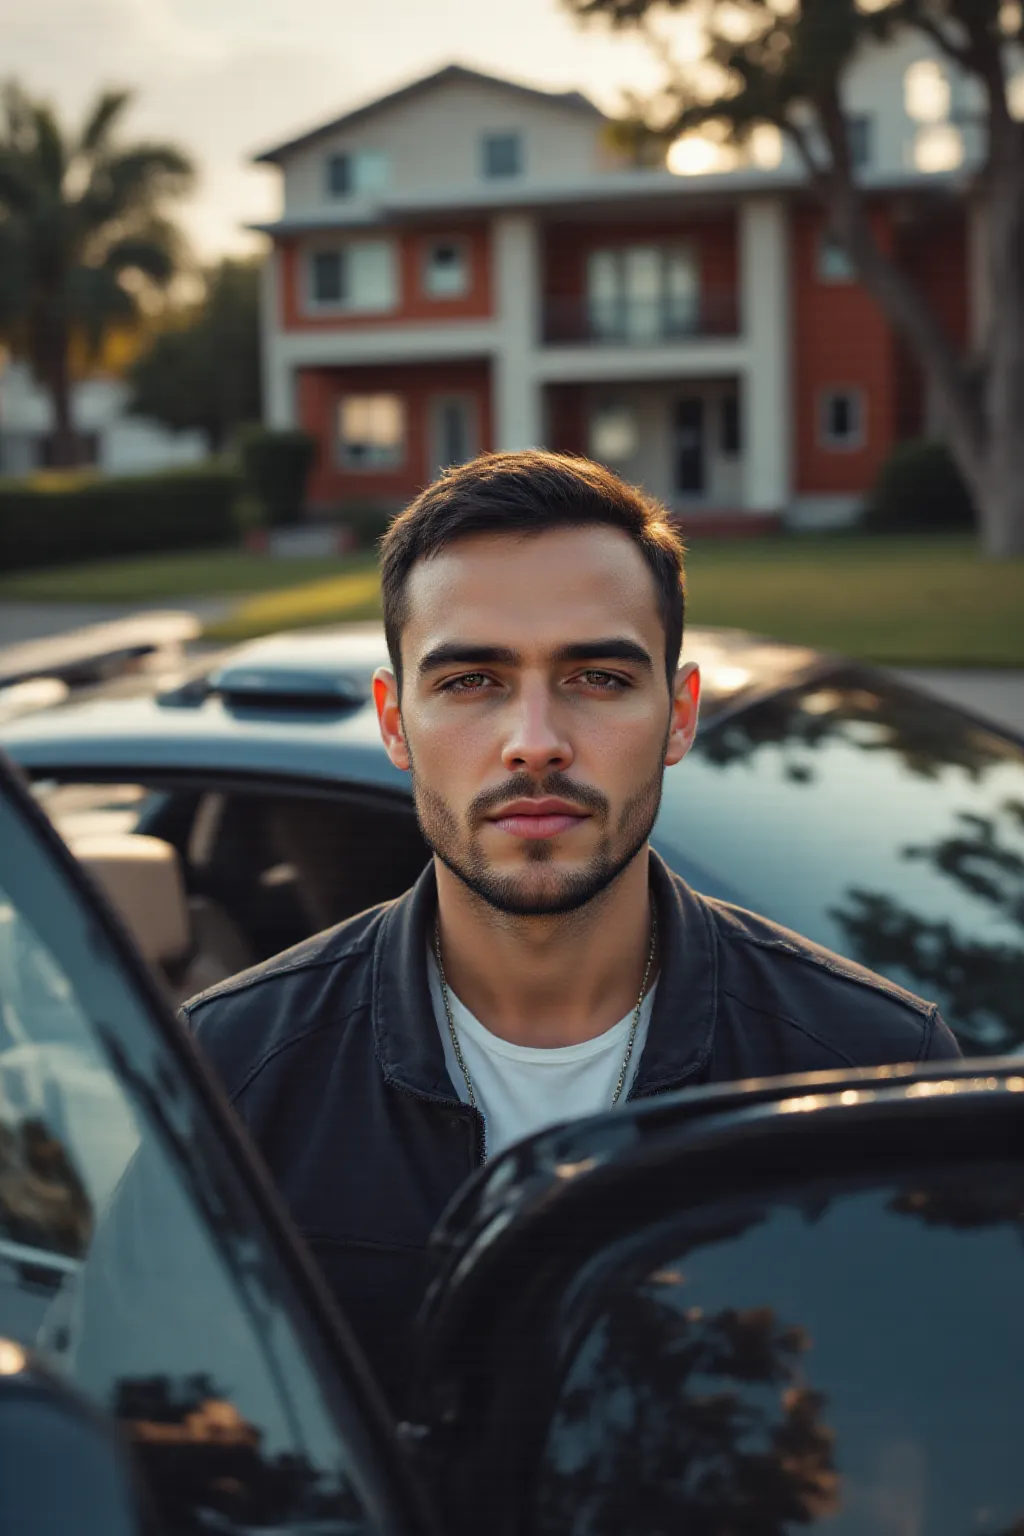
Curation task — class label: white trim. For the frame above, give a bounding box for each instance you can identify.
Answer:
[739,197,791,511]
[534,338,750,383]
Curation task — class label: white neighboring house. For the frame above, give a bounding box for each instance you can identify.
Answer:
[0,359,207,478]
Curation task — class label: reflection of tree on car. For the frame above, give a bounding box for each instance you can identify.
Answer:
[832,799,1024,1054]
[539,1296,838,1536]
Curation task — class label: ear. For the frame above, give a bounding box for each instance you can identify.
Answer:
[664,662,700,768]
[373,667,410,772]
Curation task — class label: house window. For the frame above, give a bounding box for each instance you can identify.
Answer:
[846,113,873,171]
[338,394,405,469]
[721,394,741,457]
[307,240,397,312]
[325,149,390,199]
[817,234,857,283]
[481,132,522,179]
[422,239,469,298]
[819,388,865,449]
[586,245,699,343]
[589,405,639,464]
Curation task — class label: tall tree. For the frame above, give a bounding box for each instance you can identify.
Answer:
[0,81,193,466]
[127,258,262,454]
[565,0,1024,558]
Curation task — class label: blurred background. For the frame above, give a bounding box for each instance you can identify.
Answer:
[0,0,1022,723]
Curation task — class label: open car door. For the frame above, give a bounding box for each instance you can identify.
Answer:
[0,751,437,1536]
[414,1061,1024,1536]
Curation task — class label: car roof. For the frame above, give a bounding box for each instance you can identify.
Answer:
[0,623,824,788]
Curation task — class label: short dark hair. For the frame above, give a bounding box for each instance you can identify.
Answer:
[379,450,686,689]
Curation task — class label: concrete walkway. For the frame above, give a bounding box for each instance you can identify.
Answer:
[0,599,230,648]
[897,669,1024,738]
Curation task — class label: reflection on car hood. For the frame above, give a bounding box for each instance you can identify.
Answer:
[0,624,822,777]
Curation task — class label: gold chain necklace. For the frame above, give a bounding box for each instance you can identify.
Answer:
[433,907,658,1157]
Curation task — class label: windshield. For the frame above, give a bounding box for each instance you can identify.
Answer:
[652,669,1024,1055]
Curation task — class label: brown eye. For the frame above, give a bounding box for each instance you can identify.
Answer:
[443,672,491,693]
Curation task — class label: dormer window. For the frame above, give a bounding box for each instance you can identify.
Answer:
[325,149,390,199]
[481,132,522,179]
[422,238,469,298]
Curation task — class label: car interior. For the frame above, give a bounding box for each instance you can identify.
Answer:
[34,778,431,1008]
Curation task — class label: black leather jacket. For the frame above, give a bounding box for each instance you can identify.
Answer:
[183,852,960,1407]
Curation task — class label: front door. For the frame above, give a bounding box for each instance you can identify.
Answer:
[674,396,706,495]
[431,396,475,476]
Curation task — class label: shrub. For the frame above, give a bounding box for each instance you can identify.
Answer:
[0,464,242,573]
[338,503,401,550]
[862,439,976,534]
[238,426,316,528]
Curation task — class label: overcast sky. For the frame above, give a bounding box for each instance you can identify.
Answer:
[6,0,675,260]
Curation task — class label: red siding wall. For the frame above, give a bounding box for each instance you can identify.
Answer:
[298,360,493,508]
[792,206,900,495]
[279,223,493,331]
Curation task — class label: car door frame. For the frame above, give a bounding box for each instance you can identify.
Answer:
[0,749,440,1536]
[410,1058,1024,1536]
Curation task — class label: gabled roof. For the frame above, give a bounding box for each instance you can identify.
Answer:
[252,62,605,165]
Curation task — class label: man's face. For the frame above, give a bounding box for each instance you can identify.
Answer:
[374,526,700,916]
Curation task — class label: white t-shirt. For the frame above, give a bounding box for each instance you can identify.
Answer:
[427,949,657,1158]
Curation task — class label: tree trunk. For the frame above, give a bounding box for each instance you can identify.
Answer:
[42,310,78,469]
[978,125,1024,558]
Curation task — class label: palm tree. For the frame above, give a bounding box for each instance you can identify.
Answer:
[0,82,194,467]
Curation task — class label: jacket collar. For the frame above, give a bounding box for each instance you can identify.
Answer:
[371,850,719,1104]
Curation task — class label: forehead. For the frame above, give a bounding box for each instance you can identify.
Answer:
[401,527,664,657]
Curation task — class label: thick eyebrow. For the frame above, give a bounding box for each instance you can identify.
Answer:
[417,637,653,676]
[551,639,654,670]
[418,643,520,676]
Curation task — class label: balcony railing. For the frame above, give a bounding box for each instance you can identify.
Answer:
[542,292,740,346]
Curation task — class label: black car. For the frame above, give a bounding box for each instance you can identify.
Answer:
[2,746,1024,1535]
[2,621,1022,1054]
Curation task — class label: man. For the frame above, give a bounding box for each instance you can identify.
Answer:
[185,450,960,1405]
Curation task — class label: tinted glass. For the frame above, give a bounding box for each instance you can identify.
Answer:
[0,784,391,1533]
[652,672,1024,1052]
[536,1162,1024,1535]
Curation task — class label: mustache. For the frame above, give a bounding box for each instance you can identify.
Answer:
[469,772,610,824]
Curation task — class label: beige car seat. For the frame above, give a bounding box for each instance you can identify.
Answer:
[67,833,255,1008]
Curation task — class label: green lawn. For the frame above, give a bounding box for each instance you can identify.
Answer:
[2,535,1023,666]
[0,548,376,602]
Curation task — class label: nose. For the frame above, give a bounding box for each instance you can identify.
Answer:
[500,678,574,776]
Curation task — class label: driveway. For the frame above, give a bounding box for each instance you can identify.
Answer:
[897,669,1024,738]
[0,599,230,648]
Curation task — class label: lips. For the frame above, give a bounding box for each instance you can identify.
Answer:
[487,799,591,840]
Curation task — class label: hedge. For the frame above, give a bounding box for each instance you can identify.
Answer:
[237,426,316,528]
[861,439,977,534]
[0,465,243,573]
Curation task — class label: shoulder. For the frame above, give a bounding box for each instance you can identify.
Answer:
[180,900,389,1103]
[698,892,961,1066]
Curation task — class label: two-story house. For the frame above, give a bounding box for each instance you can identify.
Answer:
[252,47,993,527]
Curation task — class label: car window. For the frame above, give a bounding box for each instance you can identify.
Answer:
[653,670,1024,1054]
[534,1163,1024,1536]
[0,775,415,1535]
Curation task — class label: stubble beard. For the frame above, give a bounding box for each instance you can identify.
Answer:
[408,754,666,918]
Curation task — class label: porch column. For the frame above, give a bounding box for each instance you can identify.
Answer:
[261,246,296,428]
[739,197,791,512]
[493,214,543,449]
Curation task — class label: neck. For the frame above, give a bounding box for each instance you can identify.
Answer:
[433,848,657,1048]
